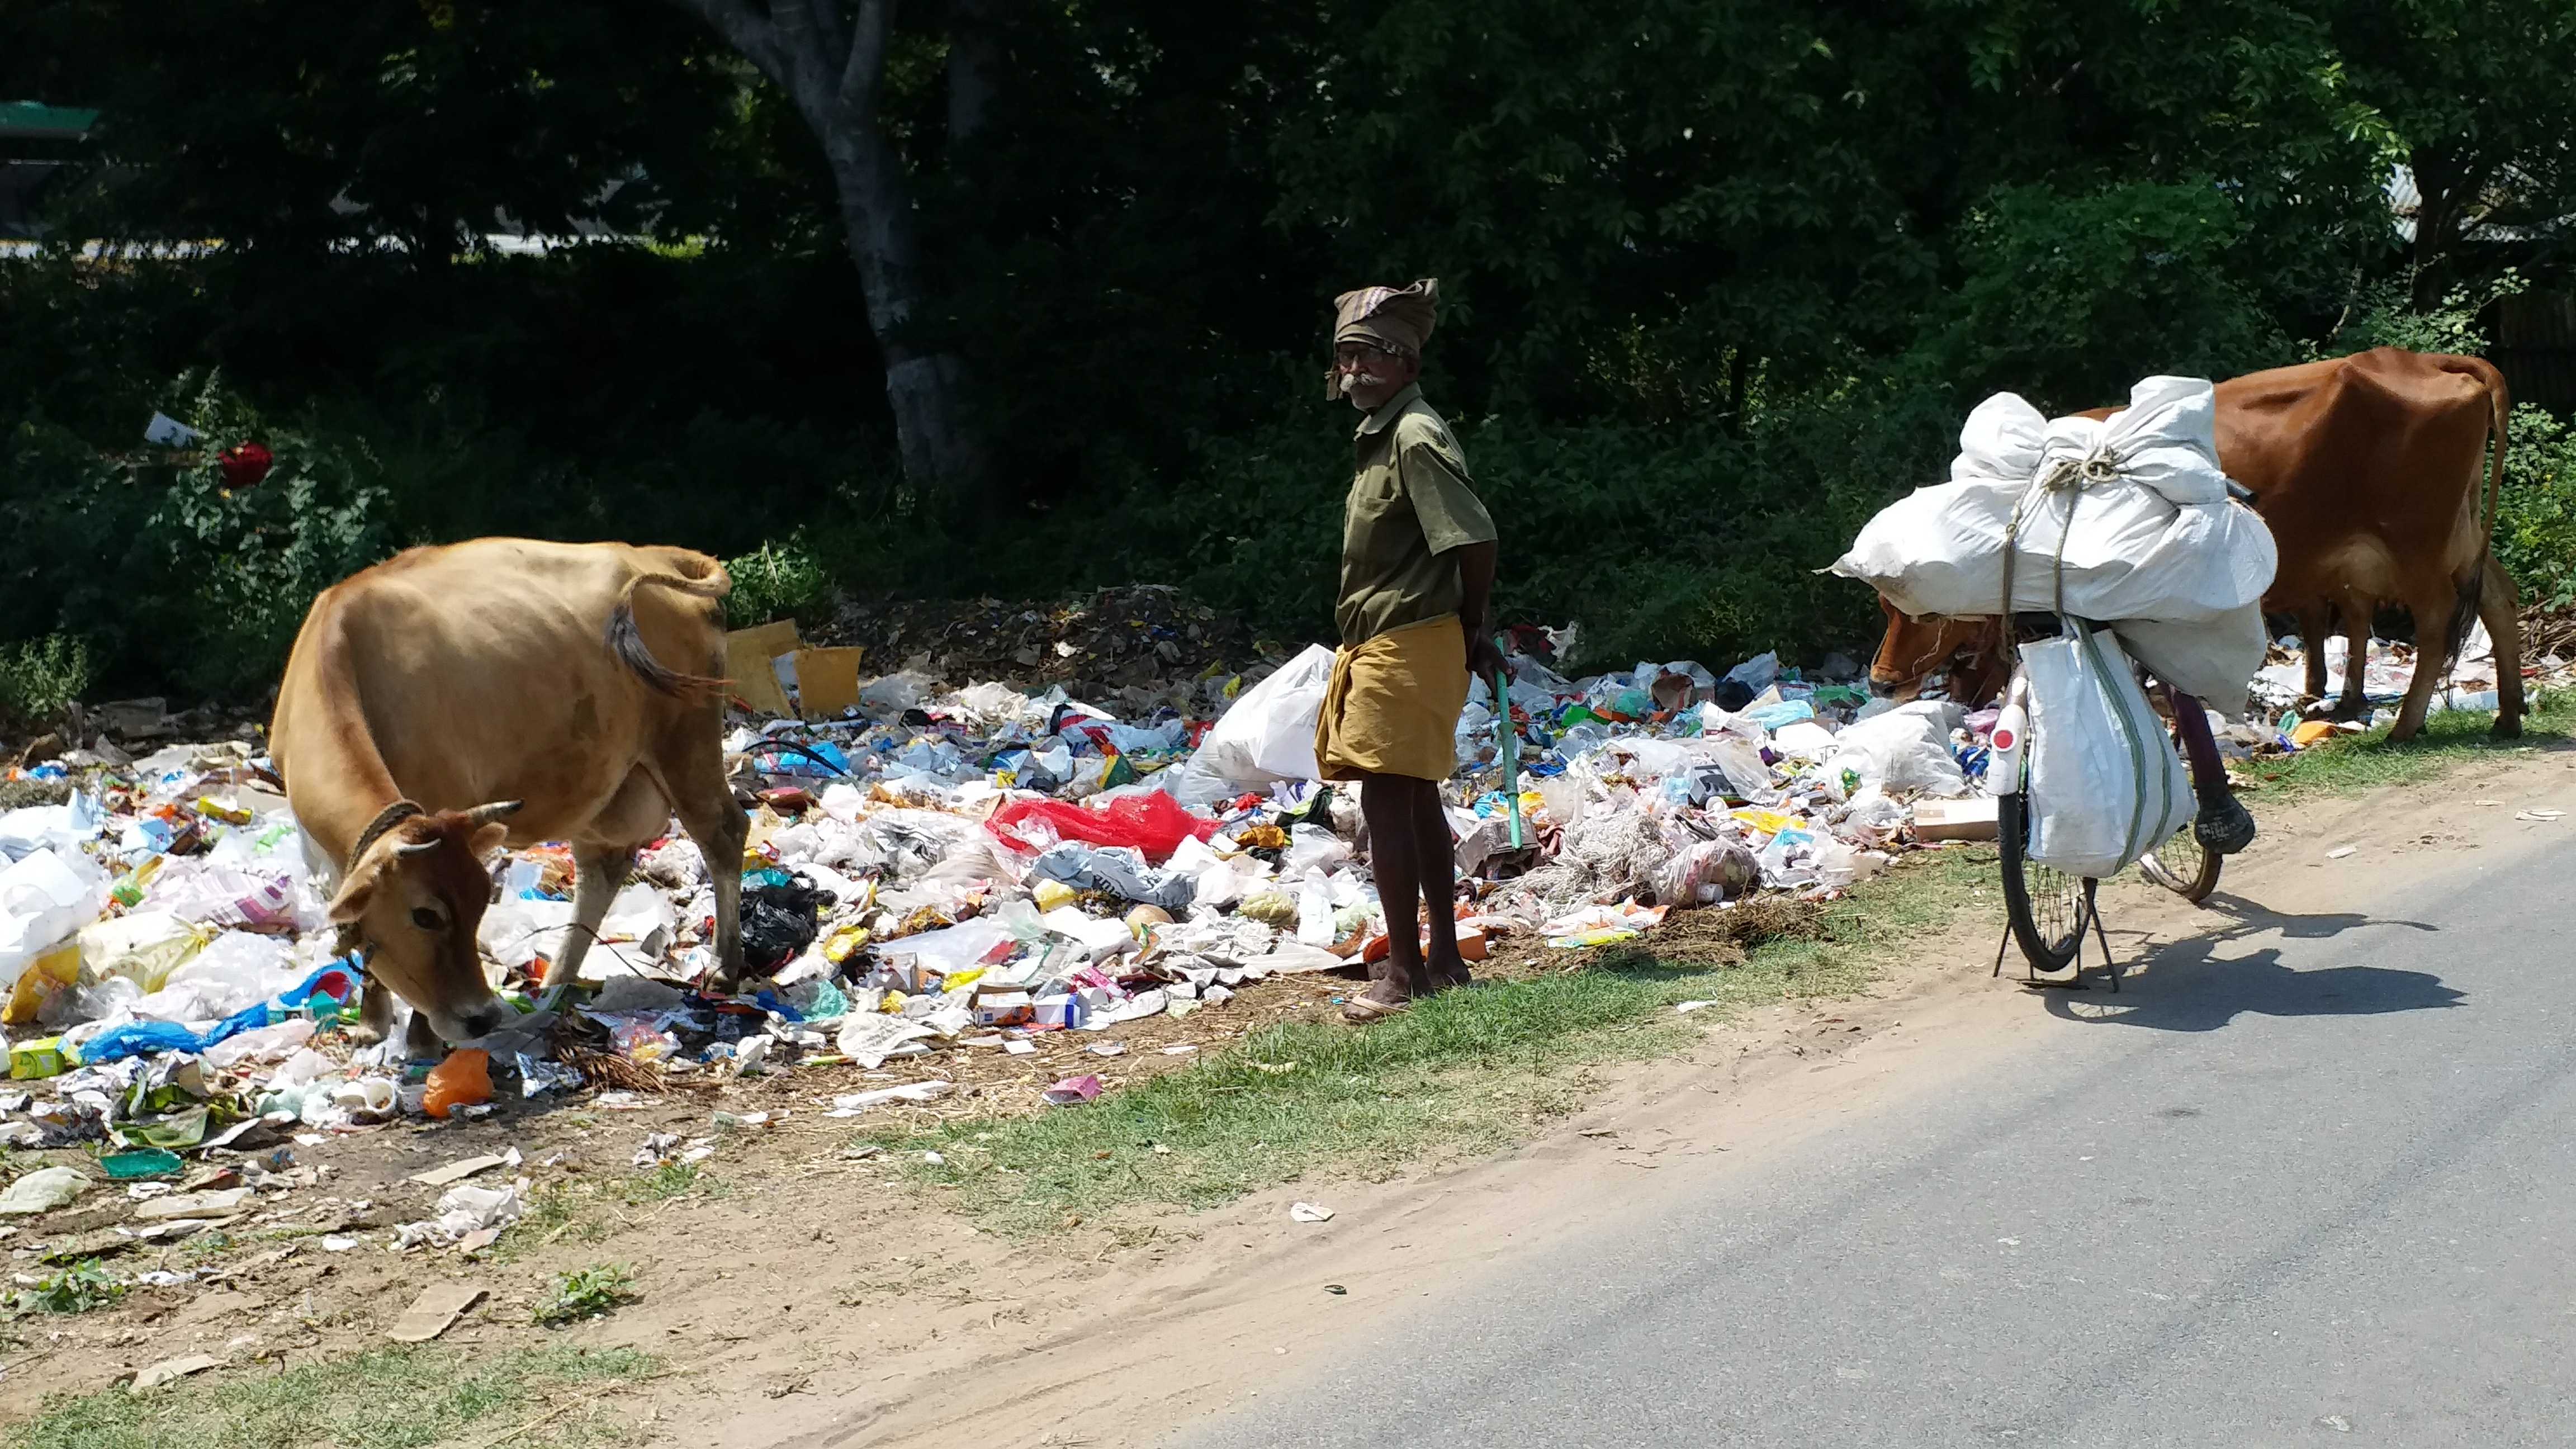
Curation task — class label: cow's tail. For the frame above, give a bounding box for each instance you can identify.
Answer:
[2446,357,2512,671]
[605,559,735,699]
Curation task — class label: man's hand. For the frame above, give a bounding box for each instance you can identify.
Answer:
[1466,628,1510,688]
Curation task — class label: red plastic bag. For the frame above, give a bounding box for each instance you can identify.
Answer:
[987,793,1218,864]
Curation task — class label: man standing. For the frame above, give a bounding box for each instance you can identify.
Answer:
[1313,278,1505,1024]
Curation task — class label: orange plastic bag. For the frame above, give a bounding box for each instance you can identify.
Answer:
[423,1049,493,1119]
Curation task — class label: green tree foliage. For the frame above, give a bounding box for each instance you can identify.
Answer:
[3,0,2575,700]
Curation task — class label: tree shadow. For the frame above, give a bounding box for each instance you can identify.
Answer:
[2041,930,2465,1033]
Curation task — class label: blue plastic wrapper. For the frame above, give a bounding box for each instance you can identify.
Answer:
[78,960,363,1066]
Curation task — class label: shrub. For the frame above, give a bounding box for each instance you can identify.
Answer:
[0,634,93,727]
[723,537,834,629]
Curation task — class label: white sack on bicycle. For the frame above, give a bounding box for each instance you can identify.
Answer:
[1831,376,2276,626]
[2023,628,2192,879]
[2110,606,2266,716]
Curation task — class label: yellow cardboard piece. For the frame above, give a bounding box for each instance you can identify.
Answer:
[723,620,801,717]
[794,646,866,720]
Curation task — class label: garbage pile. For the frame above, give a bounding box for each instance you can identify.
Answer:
[2247,619,2563,749]
[0,634,2001,1176]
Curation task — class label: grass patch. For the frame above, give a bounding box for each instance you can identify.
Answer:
[20,1344,652,1449]
[494,1163,722,1262]
[535,1264,638,1327]
[617,1162,716,1205]
[866,847,2000,1234]
[2238,690,2576,801]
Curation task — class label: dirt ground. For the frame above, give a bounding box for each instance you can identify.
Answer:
[8,744,2572,1446]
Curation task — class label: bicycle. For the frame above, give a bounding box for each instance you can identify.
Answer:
[1987,617,2227,989]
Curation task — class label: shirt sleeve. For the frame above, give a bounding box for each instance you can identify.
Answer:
[1394,416,1497,555]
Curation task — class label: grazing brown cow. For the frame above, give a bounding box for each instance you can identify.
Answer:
[270,539,749,1052]
[1868,348,2524,744]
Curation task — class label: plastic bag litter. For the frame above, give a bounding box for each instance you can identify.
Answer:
[0,794,103,863]
[0,848,110,995]
[78,911,209,991]
[1655,837,1761,906]
[2023,627,2192,878]
[1820,701,1969,798]
[988,792,1217,865]
[392,1178,527,1249]
[0,1164,88,1215]
[1027,842,1196,912]
[741,873,835,972]
[856,670,935,716]
[1164,644,1337,807]
[142,931,298,1021]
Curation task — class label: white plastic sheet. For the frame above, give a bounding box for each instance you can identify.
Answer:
[2023,629,2191,878]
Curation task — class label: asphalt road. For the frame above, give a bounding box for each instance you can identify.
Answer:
[1173,836,2573,1448]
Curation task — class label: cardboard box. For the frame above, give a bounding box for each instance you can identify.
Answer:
[1910,795,2000,842]
[794,646,866,720]
[722,620,801,717]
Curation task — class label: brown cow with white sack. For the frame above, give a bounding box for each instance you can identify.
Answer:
[1867,348,2525,744]
[270,539,749,1053]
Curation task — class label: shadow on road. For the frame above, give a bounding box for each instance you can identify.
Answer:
[2181,893,2438,945]
[2043,928,2466,1032]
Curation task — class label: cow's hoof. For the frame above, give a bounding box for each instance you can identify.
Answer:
[344,1023,385,1047]
[2493,718,2525,740]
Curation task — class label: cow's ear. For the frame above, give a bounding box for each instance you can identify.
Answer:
[468,823,509,860]
[328,866,379,925]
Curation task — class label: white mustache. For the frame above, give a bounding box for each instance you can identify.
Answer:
[1338,370,1388,395]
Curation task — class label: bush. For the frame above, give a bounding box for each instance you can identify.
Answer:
[2,372,397,701]
[0,634,93,728]
[723,537,834,629]
[962,378,1955,671]
[2495,403,2576,613]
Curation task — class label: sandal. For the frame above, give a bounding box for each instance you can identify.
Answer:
[1339,995,1412,1024]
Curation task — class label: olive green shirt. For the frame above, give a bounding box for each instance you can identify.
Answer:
[1336,383,1498,647]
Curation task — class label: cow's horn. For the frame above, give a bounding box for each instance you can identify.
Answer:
[464,800,525,828]
[394,838,441,858]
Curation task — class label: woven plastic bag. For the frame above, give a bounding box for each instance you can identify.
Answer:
[2022,628,2191,878]
[1831,377,2275,625]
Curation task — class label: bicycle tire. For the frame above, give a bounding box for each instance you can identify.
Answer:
[1998,789,2089,972]
[2136,705,2223,904]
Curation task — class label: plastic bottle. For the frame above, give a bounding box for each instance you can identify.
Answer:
[422,1049,493,1119]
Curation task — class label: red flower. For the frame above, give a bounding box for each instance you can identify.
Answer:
[218,442,273,490]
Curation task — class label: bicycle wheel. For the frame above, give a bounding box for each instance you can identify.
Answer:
[1997,789,2090,972]
[2136,706,2222,903]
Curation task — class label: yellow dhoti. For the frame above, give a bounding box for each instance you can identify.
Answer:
[1314,614,1469,782]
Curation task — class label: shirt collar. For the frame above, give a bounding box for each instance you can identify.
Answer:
[1355,382,1424,438]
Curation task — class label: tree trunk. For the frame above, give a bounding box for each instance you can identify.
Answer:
[947,0,1003,146]
[823,129,982,506]
[667,0,983,506]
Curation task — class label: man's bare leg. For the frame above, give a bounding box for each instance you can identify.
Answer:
[1411,784,1469,989]
[1359,774,1432,1006]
